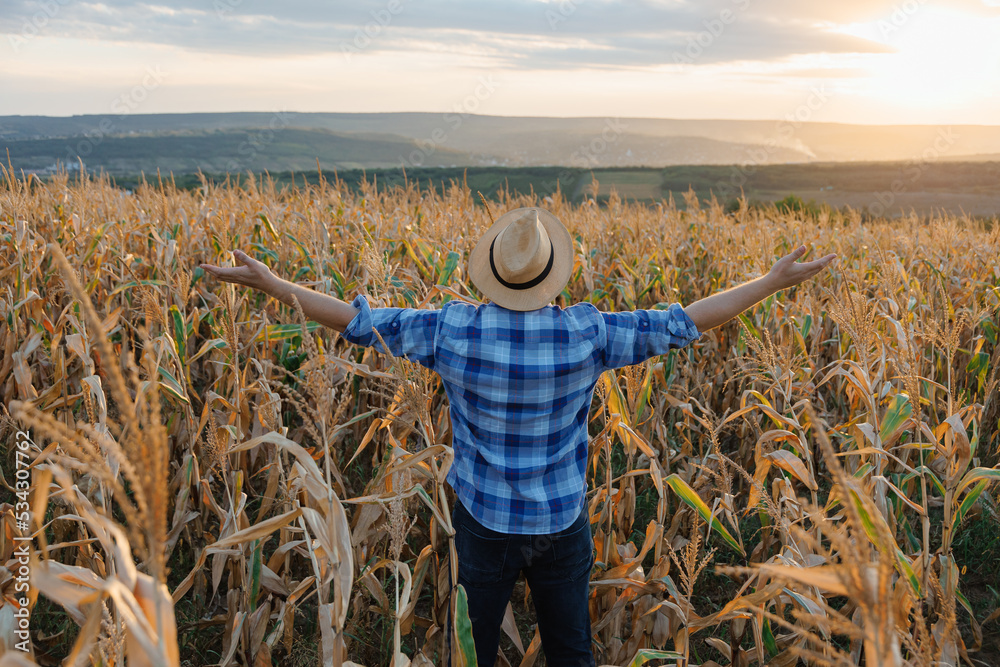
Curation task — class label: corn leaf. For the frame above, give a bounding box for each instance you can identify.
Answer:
[664,474,744,554]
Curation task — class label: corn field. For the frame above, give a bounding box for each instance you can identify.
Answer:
[1,166,999,667]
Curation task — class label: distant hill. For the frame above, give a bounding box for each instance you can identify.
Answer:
[3,112,1000,175]
[1,127,472,175]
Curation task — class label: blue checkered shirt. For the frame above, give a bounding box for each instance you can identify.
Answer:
[341,295,701,534]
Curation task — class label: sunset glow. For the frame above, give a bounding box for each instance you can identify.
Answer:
[842,6,1000,112]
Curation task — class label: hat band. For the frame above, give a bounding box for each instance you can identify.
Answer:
[489,235,554,291]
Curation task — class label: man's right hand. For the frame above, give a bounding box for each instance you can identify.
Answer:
[201,249,278,294]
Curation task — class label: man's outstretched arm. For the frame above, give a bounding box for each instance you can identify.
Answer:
[683,245,836,332]
[201,249,360,332]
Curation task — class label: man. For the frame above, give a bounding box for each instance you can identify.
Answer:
[201,206,836,666]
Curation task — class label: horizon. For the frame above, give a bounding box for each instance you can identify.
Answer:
[5,110,1000,129]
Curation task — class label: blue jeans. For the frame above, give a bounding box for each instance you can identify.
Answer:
[453,499,596,667]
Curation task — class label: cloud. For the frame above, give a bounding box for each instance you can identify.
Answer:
[0,0,920,68]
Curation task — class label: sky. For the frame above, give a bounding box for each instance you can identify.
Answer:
[2,0,1000,125]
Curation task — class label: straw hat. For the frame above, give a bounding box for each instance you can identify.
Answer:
[469,206,574,311]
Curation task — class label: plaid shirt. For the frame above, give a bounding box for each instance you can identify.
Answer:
[341,295,701,534]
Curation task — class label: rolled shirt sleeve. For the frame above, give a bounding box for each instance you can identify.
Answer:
[340,294,440,370]
[600,303,701,369]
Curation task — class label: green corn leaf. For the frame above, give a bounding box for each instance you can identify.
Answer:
[250,242,280,263]
[254,321,322,344]
[901,514,922,552]
[402,240,432,280]
[909,466,947,497]
[956,588,975,618]
[249,539,262,611]
[454,584,478,666]
[257,213,280,242]
[879,393,912,446]
[954,480,988,526]
[825,463,874,512]
[438,251,460,283]
[149,367,189,405]
[169,305,186,359]
[894,549,921,597]
[848,489,920,595]
[762,616,779,657]
[635,368,654,423]
[800,313,813,339]
[284,232,314,269]
[957,467,1000,496]
[737,312,759,340]
[664,474,744,554]
[82,221,112,264]
[190,338,227,363]
[854,462,875,479]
